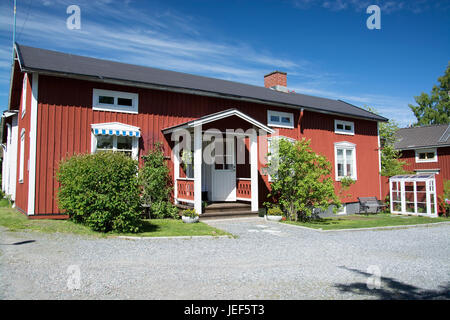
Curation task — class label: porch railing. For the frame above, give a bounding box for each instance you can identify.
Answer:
[177,179,195,202]
[236,178,251,201]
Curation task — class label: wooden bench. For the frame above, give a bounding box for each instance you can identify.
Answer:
[358,197,386,214]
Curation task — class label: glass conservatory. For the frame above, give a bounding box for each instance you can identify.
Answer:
[389,174,438,217]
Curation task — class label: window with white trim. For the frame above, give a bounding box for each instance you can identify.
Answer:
[334,119,354,135]
[91,123,140,160]
[19,129,25,183]
[415,148,437,163]
[334,142,357,180]
[93,89,138,114]
[21,74,27,118]
[267,110,294,128]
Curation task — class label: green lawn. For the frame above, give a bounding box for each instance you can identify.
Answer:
[282,213,450,230]
[0,207,231,238]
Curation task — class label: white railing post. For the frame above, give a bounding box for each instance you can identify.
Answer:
[250,130,258,212]
[194,124,203,214]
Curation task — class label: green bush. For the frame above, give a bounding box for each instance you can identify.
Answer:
[150,201,180,219]
[139,143,178,219]
[56,152,142,233]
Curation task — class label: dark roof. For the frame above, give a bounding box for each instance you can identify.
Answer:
[394,124,450,150]
[15,43,387,122]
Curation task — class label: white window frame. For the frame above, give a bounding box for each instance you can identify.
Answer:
[415,148,438,163]
[334,141,357,181]
[267,135,296,182]
[267,110,294,129]
[21,74,28,118]
[337,204,347,215]
[334,119,354,135]
[19,129,25,183]
[92,89,138,114]
[91,123,140,160]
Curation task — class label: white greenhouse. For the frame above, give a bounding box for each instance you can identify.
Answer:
[389,174,438,217]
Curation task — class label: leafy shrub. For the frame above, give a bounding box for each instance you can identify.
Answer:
[182,208,199,218]
[438,179,450,217]
[139,143,177,219]
[150,201,180,219]
[57,152,142,233]
[267,206,283,216]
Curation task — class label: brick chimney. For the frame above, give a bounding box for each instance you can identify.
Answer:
[264,71,287,89]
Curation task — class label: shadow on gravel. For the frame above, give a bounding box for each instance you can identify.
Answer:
[335,266,450,300]
[0,240,36,246]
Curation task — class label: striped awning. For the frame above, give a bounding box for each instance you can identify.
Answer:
[91,122,140,137]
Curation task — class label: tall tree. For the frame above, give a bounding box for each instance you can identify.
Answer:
[365,106,407,177]
[409,63,450,126]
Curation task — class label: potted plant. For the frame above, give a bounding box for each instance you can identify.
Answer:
[182,208,199,223]
[266,206,283,222]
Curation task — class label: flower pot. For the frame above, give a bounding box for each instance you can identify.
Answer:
[182,216,199,223]
[266,215,282,222]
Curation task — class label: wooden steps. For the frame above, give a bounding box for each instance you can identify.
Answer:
[176,201,258,220]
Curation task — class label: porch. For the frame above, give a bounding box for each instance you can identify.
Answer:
[162,109,274,214]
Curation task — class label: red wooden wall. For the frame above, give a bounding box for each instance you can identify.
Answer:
[32,74,381,216]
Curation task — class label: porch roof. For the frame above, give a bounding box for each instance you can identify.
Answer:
[161,109,275,134]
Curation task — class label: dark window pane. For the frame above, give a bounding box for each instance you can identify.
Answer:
[99,96,114,104]
[419,153,426,159]
[117,136,132,150]
[270,115,280,122]
[118,98,133,106]
[281,117,291,123]
[337,124,344,130]
[427,153,435,159]
[345,125,352,131]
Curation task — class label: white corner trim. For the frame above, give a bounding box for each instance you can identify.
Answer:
[27,73,38,216]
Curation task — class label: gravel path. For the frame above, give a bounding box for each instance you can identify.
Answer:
[0,218,449,300]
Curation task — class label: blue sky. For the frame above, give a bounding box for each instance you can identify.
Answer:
[0,0,449,127]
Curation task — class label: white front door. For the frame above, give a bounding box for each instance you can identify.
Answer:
[212,136,236,201]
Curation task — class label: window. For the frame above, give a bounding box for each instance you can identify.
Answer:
[19,129,25,183]
[93,89,138,114]
[334,142,357,180]
[21,74,28,118]
[415,148,437,163]
[91,123,140,160]
[334,119,354,135]
[267,110,294,128]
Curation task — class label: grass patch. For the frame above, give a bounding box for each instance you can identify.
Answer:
[0,207,231,238]
[282,213,450,230]
[117,219,231,238]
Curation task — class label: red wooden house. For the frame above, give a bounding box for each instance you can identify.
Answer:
[2,44,388,218]
[394,124,450,213]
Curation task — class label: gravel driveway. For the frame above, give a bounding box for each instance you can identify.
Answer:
[0,218,449,299]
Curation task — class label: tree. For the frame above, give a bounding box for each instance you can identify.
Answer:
[366,106,408,177]
[409,63,450,126]
[266,138,340,222]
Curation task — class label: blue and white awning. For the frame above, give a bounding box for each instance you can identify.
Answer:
[91,122,140,137]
